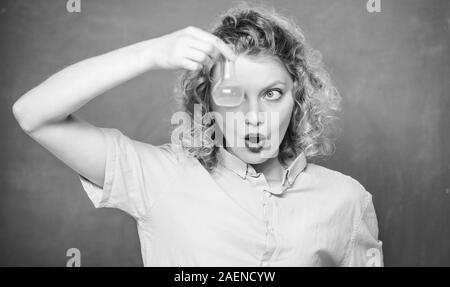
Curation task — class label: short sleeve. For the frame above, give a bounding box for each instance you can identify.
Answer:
[78,127,182,221]
[343,193,384,267]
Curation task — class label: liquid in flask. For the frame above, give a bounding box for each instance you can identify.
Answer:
[212,59,244,107]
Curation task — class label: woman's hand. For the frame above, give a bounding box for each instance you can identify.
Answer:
[12,26,235,134]
[150,26,236,71]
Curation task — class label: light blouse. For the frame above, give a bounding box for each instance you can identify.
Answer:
[79,127,383,266]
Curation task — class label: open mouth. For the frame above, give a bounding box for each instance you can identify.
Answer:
[244,133,266,150]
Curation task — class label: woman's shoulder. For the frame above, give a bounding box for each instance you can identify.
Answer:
[134,140,199,167]
[303,162,373,209]
[101,127,198,168]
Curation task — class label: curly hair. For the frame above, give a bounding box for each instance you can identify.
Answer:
[173,2,342,173]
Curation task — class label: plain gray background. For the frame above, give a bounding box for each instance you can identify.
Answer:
[1,0,449,266]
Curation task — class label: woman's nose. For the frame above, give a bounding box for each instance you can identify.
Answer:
[244,97,264,126]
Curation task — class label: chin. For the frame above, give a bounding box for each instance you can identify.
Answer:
[230,146,279,165]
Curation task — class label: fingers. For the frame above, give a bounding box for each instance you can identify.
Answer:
[184,26,236,62]
[185,48,213,68]
[185,37,220,61]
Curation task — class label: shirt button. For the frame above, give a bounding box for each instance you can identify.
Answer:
[264,191,271,198]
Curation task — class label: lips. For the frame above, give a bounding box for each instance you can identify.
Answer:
[245,133,266,143]
[244,133,266,151]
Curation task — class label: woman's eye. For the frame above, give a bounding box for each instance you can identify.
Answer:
[263,89,283,101]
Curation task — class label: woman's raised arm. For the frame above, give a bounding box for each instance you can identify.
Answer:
[11,26,235,188]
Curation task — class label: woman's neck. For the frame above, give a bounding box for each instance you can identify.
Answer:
[252,155,285,182]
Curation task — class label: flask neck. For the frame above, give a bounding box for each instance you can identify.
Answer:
[223,60,233,79]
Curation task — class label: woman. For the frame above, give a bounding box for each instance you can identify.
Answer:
[12,4,383,266]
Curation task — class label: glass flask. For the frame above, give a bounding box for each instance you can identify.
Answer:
[212,58,245,107]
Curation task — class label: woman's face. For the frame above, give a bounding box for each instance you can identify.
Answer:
[211,55,296,164]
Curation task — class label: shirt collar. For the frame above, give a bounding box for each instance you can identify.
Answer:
[216,146,307,189]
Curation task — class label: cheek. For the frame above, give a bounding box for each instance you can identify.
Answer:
[281,103,294,127]
[273,96,295,134]
[211,108,238,138]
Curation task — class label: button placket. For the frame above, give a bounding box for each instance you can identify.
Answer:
[261,189,277,264]
[246,171,279,266]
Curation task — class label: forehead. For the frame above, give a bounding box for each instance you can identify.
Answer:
[212,55,292,88]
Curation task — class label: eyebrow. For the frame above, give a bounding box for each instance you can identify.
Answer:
[260,80,287,90]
